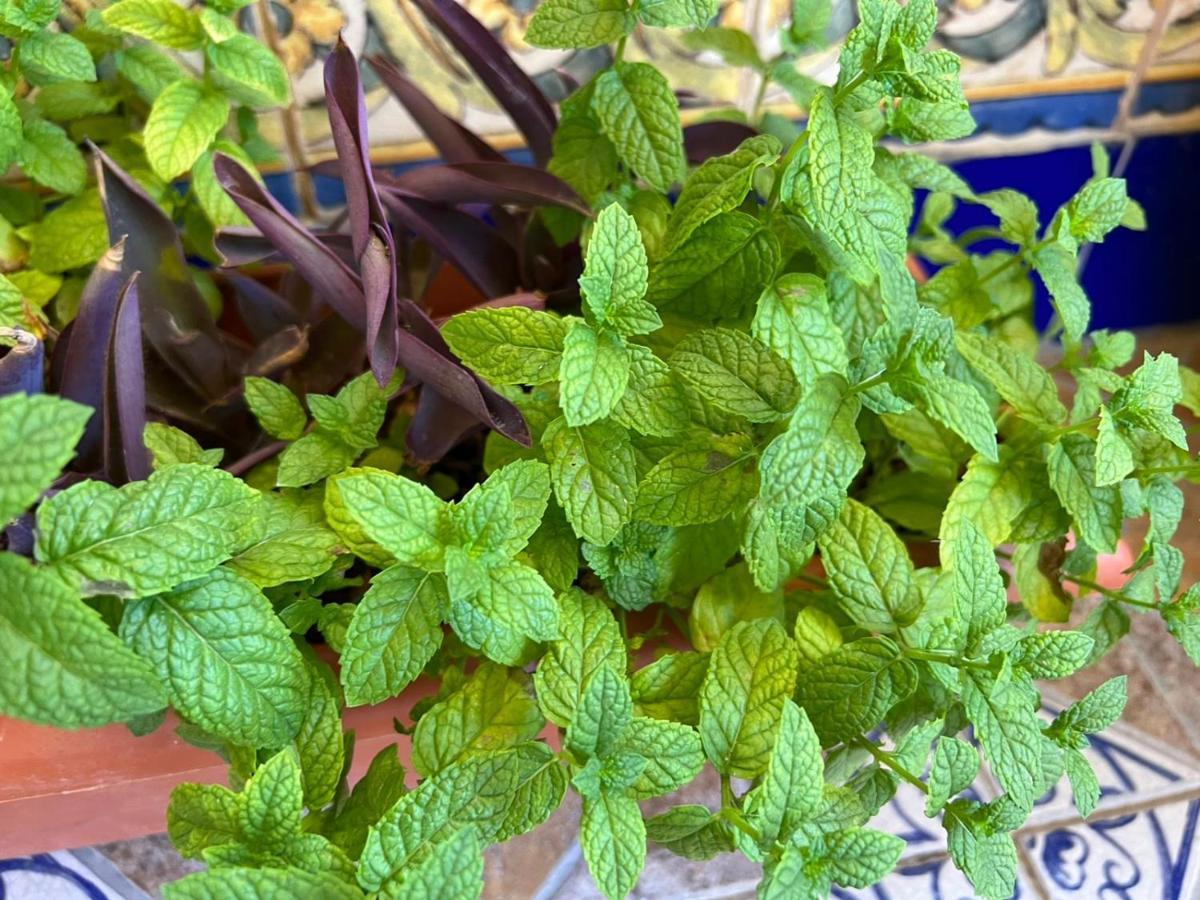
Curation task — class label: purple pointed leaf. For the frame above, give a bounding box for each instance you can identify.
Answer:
[406,388,484,464]
[56,239,128,465]
[214,154,368,332]
[103,274,150,484]
[223,271,305,341]
[93,147,236,401]
[380,162,590,215]
[382,192,519,299]
[0,328,43,395]
[683,121,760,164]
[410,0,556,165]
[361,226,401,385]
[368,55,503,165]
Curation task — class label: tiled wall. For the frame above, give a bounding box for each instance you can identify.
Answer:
[240,0,1200,166]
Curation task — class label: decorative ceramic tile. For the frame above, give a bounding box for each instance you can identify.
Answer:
[831,855,1043,898]
[0,850,147,899]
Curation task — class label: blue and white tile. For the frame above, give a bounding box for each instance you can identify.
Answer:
[0,850,147,900]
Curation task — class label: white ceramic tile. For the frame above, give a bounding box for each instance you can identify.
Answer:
[0,850,144,899]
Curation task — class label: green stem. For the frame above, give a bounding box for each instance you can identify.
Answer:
[955,226,1004,247]
[833,69,871,103]
[905,647,992,671]
[850,369,892,395]
[791,572,830,590]
[750,70,771,125]
[720,773,737,808]
[854,739,928,794]
[1063,575,1160,611]
[614,35,627,64]
[720,806,762,843]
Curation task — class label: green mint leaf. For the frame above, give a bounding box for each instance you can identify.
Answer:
[1047,434,1121,553]
[559,320,631,426]
[818,498,920,631]
[748,698,823,846]
[244,377,307,441]
[634,434,758,526]
[19,118,86,194]
[644,805,733,860]
[954,331,1067,426]
[1062,746,1100,818]
[1049,674,1127,738]
[680,27,763,68]
[331,468,449,570]
[0,552,165,727]
[293,657,344,810]
[277,431,357,488]
[238,749,304,849]
[115,44,185,102]
[358,744,563,892]
[793,606,843,666]
[647,211,782,323]
[1031,241,1089,344]
[544,416,638,545]
[443,307,569,386]
[144,80,229,181]
[825,827,906,888]
[699,618,799,777]
[534,590,624,726]
[323,469,397,568]
[390,825,483,900]
[163,866,363,900]
[611,343,690,437]
[549,85,619,204]
[979,188,1039,247]
[759,844,830,899]
[752,274,849,389]
[670,327,799,423]
[621,716,705,798]
[581,792,646,900]
[925,737,980,816]
[168,782,241,858]
[103,0,206,48]
[0,392,90,525]
[592,61,685,193]
[339,566,447,706]
[1067,177,1127,243]
[567,665,633,759]
[689,562,784,653]
[794,636,917,745]
[308,371,391,453]
[962,669,1042,814]
[458,459,551,557]
[226,494,339,588]
[447,555,559,665]
[895,374,998,463]
[523,499,580,592]
[526,0,634,49]
[0,91,19,173]
[122,568,307,746]
[327,746,406,858]
[638,0,717,28]
[1111,351,1188,449]
[945,805,1017,900]
[1014,631,1094,679]
[579,203,657,335]
[206,33,290,106]
[948,520,1007,652]
[37,465,258,598]
[144,422,224,469]
[663,134,780,254]
[17,30,96,84]
[630,651,708,725]
[1095,406,1134,486]
[413,662,544,777]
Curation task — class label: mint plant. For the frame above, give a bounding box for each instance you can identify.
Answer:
[0,0,1196,896]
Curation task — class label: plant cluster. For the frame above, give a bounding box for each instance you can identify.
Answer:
[0,0,285,333]
[0,0,1198,897]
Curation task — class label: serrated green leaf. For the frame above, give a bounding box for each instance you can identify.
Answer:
[1032,241,1089,343]
[749,699,823,846]
[534,590,624,726]
[896,374,998,462]
[559,320,630,426]
[621,716,705,798]
[670,327,799,423]
[945,807,1017,900]
[37,465,259,598]
[1062,746,1100,818]
[206,33,290,106]
[26,188,108,273]
[0,393,90,525]
[193,142,255,228]
[144,80,229,181]
[327,746,406,858]
[592,62,685,193]
[544,416,638,545]
[144,422,223,470]
[526,0,634,48]
[699,618,799,777]
[1068,177,1127,243]
[331,468,448,569]
[238,749,303,848]
[962,669,1042,813]
[681,26,763,68]
[392,825,483,900]
[293,657,344,809]
[634,434,757,526]
[0,552,165,727]
[630,651,708,725]
[340,566,447,706]
[168,782,241,858]
[664,134,780,254]
[164,866,363,899]
[18,30,96,84]
[567,665,633,759]
[794,637,917,745]
[0,90,22,172]
[443,307,569,385]
[611,343,690,436]
[580,203,658,335]
[818,498,919,631]
[645,805,733,860]
[752,274,848,389]
[103,0,206,48]
[825,827,905,888]
[19,118,86,194]
[122,568,307,746]
[948,520,1007,652]
[447,555,558,664]
[1014,630,1094,678]
[226,494,338,588]
[116,43,185,102]
[793,607,843,666]
[954,330,1066,426]
[1049,675,1127,738]
[277,431,357,488]
[1047,434,1121,553]
[581,791,646,900]
[925,737,979,816]
[638,0,717,27]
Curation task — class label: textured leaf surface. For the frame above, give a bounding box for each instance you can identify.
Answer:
[581,792,646,900]
[534,590,625,726]
[0,393,90,525]
[544,417,638,545]
[592,62,685,193]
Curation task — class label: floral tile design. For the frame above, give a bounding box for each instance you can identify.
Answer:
[0,850,147,900]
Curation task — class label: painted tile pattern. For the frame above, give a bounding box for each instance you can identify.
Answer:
[234,0,1200,161]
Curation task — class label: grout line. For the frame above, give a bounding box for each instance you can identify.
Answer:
[1015,841,1054,900]
[532,841,583,900]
